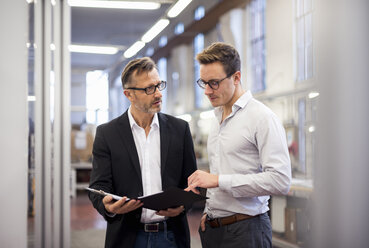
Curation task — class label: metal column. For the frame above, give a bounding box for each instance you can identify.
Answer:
[34,0,70,247]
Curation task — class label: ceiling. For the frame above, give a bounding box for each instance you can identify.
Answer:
[70,1,173,71]
[69,0,249,73]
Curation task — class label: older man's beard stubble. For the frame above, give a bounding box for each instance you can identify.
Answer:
[134,97,162,114]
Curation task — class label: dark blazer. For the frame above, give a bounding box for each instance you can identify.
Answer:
[89,110,197,248]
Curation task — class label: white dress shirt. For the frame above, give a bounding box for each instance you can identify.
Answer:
[128,107,165,223]
[205,91,291,218]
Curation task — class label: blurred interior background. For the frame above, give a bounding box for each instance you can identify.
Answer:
[1,0,368,247]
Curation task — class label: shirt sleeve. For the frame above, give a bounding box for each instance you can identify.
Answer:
[218,114,292,197]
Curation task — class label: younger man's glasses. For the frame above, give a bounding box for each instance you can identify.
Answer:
[196,73,233,90]
[126,80,166,95]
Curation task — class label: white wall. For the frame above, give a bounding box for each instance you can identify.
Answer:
[313,0,369,246]
[0,1,28,247]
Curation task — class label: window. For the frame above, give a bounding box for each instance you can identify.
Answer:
[159,36,167,47]
[86,70,109,125]
[157,57,167,112]
[174,22,184,35]
[194,33,204,108]
[194,6,205,21]
[295,0,313,81]
[250,0,266,92]
[145,47,154,57]
[298,98,306,173]
[50,70,55,122]
[193,6,206,108]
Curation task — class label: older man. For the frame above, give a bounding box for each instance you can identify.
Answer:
[89,57,197,248]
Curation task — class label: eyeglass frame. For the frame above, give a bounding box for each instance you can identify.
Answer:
[196,73,234,90]
[125,80,166,95]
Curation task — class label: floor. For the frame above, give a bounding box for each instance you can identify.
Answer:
[29,191,204,248]
[71,191,203,247]
[28,192,293,247]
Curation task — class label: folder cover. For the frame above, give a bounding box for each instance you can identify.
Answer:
[86,186,207,211]
[139,187,208,211]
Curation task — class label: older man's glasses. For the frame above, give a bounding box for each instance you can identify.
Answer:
[126,80,166,95]
[196,74,232,90]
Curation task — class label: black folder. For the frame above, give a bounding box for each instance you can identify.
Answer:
[138,187,207,211]
[86,186,207,211]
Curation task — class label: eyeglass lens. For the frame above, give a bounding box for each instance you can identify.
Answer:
[198,79,219,90]
[146,81,166,94]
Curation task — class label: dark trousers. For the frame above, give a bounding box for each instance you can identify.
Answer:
[134,230,177,248]
[199,213,272,248]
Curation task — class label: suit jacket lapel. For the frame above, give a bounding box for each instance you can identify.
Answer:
[116,111,142,182]
[159,113,169,177]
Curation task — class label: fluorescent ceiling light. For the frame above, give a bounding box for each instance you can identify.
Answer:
[69,44,119,54]
[124,41,145,58]
[68,0,160,10]
[308,92,320,99]
[167,0,192,18]
[142,19,170,43]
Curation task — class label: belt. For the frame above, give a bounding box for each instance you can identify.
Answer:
[206,213,259,228]
[138,221,172,232]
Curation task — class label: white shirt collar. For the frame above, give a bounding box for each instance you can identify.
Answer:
[128,106,159,130]
[214,90,253,121]
[234,90,253,109]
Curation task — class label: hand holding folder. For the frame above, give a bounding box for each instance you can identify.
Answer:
[86,186,207,211]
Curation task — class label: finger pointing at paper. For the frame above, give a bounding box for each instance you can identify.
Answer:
[185,170,219,193]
